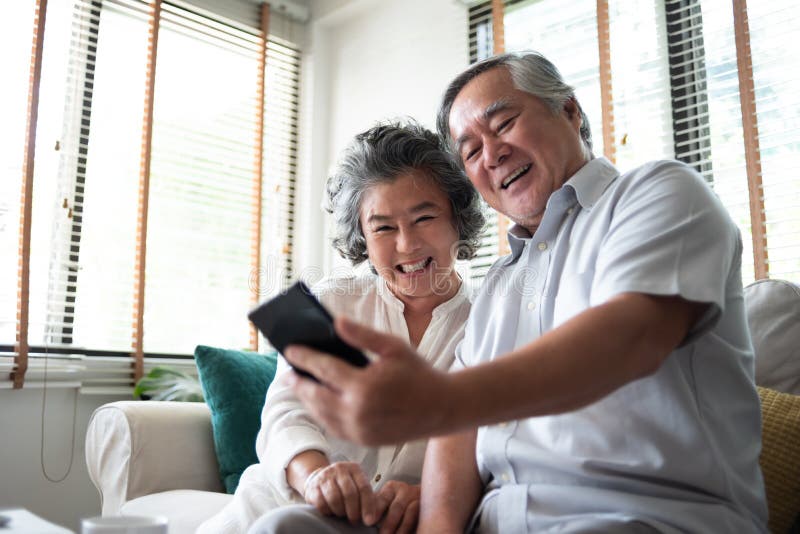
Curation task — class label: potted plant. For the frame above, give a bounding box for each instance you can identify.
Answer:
[133,366,204,402]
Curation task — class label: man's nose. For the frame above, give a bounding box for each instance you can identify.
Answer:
[483,136,510,169]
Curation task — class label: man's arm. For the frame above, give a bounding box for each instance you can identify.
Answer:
[443,292,706,428]
[418,429,481,534]
[286,292,706,444]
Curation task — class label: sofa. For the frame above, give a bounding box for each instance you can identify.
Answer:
[85,279,800,533]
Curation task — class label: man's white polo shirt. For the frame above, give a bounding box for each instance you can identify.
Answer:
[455,158,768,533]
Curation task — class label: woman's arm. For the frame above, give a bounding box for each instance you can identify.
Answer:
[285,449,330,496]
[418,429,482,534]
[255,363,333,495]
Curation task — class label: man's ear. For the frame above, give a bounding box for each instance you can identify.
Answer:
[563,98,583,129]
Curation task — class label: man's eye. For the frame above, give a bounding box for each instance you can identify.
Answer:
[464,147,479,161]
[374,226,392,233]
[415,215,434,224]
[497,117,513,133]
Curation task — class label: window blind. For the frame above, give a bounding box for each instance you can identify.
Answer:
[468,0,800,285]
[504,0,604,158]
[260,39,300,289]
[3,0,303,390]
[746,0,800,280]
[0,1,36,347]
[609,0,674,169]
[664,0,756,281]
[143,2,262,355]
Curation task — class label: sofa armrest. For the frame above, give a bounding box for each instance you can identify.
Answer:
[85,400,225,516]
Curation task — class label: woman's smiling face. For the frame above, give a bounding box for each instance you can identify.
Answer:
[360,170,461,303]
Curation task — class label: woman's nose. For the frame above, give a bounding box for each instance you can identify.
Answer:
[396,227,421,253]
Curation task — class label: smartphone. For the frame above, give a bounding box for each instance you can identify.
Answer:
[247,281,369,381]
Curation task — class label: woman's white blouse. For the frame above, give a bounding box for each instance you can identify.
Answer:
[254,275,471,503]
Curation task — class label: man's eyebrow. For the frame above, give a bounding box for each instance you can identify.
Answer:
[454,97,515,152]
[484,98,513,120]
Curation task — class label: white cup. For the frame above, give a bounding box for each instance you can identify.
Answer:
[81,515,168,534]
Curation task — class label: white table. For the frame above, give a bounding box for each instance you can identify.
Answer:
[0,508,74,533]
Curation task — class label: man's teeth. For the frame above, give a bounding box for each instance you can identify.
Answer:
[502,164,531,188]
[400,258,429,273]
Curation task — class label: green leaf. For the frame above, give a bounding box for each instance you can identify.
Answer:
[133,365,203,402]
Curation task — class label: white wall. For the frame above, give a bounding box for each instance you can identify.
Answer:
[0,388,125,531]
[294,0,470,275]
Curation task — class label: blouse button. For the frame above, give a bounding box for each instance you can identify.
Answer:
[374,474,381,482]
[537,242,548,251]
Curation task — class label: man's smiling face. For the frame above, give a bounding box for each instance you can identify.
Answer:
[448,66,589,234]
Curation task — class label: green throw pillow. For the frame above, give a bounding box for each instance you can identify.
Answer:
[194,345,278,494]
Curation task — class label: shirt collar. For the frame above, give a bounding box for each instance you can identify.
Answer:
[564,157,619,210]
[503,157,619,265]
[506,225,530,263]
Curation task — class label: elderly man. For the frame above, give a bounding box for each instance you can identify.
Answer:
[285,52,768,533]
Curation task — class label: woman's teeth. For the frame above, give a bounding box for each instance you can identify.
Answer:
[399,258,430,273]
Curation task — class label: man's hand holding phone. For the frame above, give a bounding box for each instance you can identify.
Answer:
[248,281,369,381]
[284,316,453,446]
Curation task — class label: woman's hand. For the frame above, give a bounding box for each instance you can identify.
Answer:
[303,461,378,526]
[374,481,420,534]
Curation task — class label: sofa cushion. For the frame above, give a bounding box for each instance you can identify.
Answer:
[745,279,800,395]
[758,386,800,534]
[195,345,278,493]
[122,489,233,534]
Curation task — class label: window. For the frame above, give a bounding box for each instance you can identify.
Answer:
[2,0,302,390]
[469,0,800,285]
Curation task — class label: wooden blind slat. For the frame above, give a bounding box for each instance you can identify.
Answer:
[13,0,48,389]
[596,0,615,163]
[492,0,511,257]
[249,2,269,350]
[491,0,504,54]
[732,0,768,280]
[132,0,161,382]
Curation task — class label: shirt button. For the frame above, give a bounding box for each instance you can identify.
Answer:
[501,473,510,482]
[567,207,575,215]
[499,421,508,428]
[537,242,548,251]
[374,474,381,482]
[527,301,536,311]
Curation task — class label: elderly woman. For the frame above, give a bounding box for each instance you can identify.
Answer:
[197,119,485,534]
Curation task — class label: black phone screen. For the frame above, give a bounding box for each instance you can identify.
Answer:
[247,281,369,380]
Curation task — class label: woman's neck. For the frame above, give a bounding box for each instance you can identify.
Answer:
[391,272,462,347]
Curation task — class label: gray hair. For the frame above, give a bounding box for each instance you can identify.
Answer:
[436,51,593,159]
[325,119,486,265]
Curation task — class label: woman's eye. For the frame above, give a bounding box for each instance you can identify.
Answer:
[464,147,479,161]
[415,215,434,224]
[373,226,392,233]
